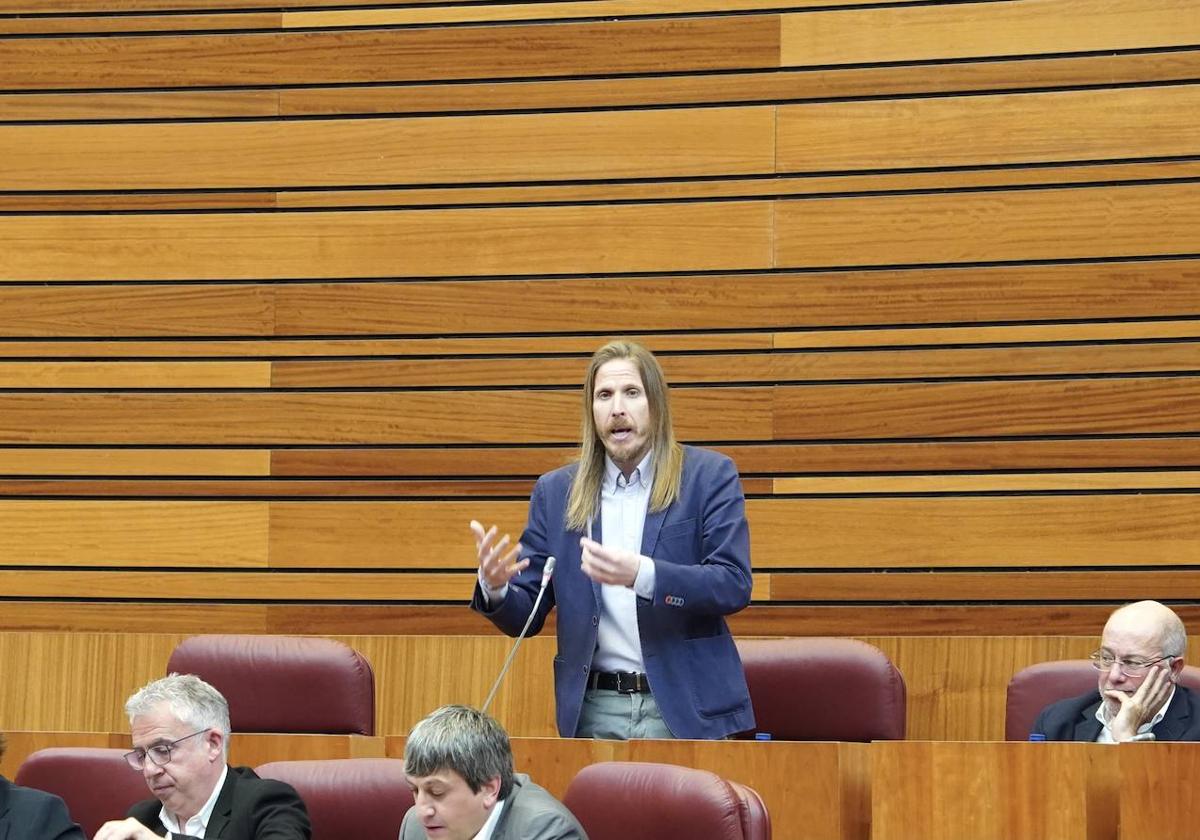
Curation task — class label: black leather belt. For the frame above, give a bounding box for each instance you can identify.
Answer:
[588,670,652,694]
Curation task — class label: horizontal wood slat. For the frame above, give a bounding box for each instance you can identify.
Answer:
[0,264,1195,337]
[0,17,782,90]
[10,438,1192,481]
[767,570,1200,601]
[0,107,777,190]
[0,379,1195,443]
[2,343,1190,388]
[5,50,1198,122]
[779,0,1200,66]
[0,501,268,566]
[4,159,1200,213]
[269,344,1200,387]
[0,202,774,281]
[3,185,1196,282]
[264,495,1200,570]
[776,85,1200,172]
[774,183,1200,268]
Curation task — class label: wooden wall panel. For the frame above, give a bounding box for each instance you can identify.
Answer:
[270,262,1200,334]
[264,494,1200,571]
[777,85,1200,171]
[0,449,270,476]
[0,284,274,337]
[0,361,269,388]
[0,501,268,566]
[0,202,773,281]
[780,0,1200,66]
[2,632,1196,740]
[0,17,781,90]
[0,107,776,190]
[271,343,1200,387]
[774,378,1200,439]
[775,184,1200,268]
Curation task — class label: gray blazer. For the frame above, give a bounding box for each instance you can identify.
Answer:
[0,776,85,840]
[399,774,587,840]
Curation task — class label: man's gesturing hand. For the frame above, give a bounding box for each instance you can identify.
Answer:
[471,520,528,590]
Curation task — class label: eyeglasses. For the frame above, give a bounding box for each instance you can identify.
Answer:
[124,729,208,770]
[1088,651,1175,678]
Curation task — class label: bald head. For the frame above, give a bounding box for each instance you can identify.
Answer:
[1103,600,1187,658]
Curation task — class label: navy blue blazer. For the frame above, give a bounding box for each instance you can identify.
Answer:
[0,776,85,840]
[473,445,755,739]
[1031,684,1200,741]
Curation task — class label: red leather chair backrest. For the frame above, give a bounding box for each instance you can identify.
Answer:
[167,634,375,735]
[734,637,906,741]
[1005,659,1200,740]
[15,747,150,837]
[563,761,770,840]
[256,758,412,840]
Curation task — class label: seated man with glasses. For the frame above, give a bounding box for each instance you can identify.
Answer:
[93,674,310,840]
[1032,600,1200,742]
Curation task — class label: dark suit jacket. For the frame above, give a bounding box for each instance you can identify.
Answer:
[399,774,587,840]
[1032,684,1200,741]
[128,765,310,839]
[472,445,754,740]
[0,776,85,840]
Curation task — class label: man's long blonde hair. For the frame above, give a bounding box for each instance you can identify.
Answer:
[565,340,683,532]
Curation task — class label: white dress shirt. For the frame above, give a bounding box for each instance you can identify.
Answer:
[472,798,506,840]
[159,764,228,839]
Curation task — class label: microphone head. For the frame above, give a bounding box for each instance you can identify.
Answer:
[541,556,557,585]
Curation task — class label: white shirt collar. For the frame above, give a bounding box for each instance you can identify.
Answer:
[603,450,654,491]
[160,764,228,838]
[472,797,506,840]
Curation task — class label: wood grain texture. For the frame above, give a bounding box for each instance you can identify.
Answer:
[275,49,1200,116]
[781,0,1200,66]
[0,361,270,388]
[0,17,781,90]
[270,261,1200,334]
[871,741,1115,840]
[271,343,1200,387]
[0,388,773,444]
[773,377,1200,439]
[0,202,773,281]
[0,570,471,600]
[750,494,1200,569]
[0,12,280,34]
[6,49,1193,121]
[0,501,267,566]
[0,449,270,476]
[0,284,274,337]
[269,438,1200,477]
[774,184,1200,268]
[777,84,1200,171]
[1119,744,1200,840]
[0,107,776,190]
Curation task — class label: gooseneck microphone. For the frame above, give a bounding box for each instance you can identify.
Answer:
[481,556,556,715]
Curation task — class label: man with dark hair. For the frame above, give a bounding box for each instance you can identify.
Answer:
[94,674,310,840]
[400,705,586,840]
[1032,600,1200,742]
[470,339,754,739]
[0,733,86,840]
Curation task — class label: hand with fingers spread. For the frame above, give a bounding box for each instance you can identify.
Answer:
[471,519,529,592]
[579,536,641,587]
[1106,664,1174,742]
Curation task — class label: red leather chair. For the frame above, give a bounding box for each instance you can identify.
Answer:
[167,634,375,735]
[734,637,906,741]
[15,747,150,836]
[256,758,413,840]
[1005,659,1200,740]
[563,761,770,840]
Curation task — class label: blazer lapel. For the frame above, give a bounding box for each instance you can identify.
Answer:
[204,768,237,838]
[1073,703,1104,742]
[1153,687,1190,740]
[639,505,668,561]
[588,516,603,608]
